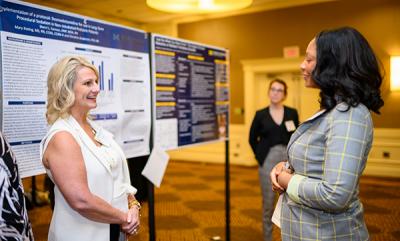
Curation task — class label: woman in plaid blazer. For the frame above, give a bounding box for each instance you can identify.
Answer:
[270,27,384,241]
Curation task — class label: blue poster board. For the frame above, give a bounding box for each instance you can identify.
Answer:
[151,34,229,150]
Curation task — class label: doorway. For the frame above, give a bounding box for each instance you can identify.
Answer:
[254,71,320,122]
[238,57,320,165]
[242,57,320,129]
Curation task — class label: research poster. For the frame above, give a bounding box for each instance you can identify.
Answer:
[0,0,151,177]
[151,34,229,150]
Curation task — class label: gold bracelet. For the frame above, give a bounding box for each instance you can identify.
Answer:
[129,200,141,210]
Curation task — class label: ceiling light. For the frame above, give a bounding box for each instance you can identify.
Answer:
[147,0,253,13]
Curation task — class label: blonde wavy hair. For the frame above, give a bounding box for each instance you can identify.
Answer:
[46,56,99,124]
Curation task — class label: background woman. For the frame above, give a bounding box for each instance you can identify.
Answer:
[249,78,299,241]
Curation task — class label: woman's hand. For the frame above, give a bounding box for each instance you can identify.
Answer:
[277,171,293,190]
[121,206,140,236]
[270,161,286,193]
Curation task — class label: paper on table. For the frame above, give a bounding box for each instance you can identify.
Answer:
[141,145,170,187]
[272,194,283,228]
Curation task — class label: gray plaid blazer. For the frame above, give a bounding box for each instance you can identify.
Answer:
[281,103,372,241]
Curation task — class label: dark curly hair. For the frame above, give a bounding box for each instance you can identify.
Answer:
[312,27,384,114]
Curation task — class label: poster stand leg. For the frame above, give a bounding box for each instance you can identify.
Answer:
[148,181,156,241]
[225,139,230,241]
[146,140,230,241]
[31,176,37,206]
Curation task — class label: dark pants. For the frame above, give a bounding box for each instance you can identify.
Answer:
[44,175,55,210]
[127,155,149,201]
[110,224,120,241]
[258,145,287,241]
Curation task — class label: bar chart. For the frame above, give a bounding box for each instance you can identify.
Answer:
[92,60,115,92]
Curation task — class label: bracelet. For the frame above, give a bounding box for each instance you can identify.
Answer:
[128,200,141,210]
[284,162,294,174]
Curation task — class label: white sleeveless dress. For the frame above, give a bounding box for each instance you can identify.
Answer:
[40,116,137,241]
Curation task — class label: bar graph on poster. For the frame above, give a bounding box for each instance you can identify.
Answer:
[93,60,115,92]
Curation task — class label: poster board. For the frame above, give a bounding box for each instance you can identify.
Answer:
[151,34,229,150]
[0,0,151,177]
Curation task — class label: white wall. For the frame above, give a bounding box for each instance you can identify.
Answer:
[168,56,400,177]
[364,128,400,177]
[167,124,255,166]
[168,125,400,177]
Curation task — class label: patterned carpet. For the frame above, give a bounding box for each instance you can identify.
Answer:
[27,161,400,241]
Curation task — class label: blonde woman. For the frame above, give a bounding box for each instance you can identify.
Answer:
[40,56,140,241]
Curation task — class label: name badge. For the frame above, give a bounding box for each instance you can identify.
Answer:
[284,120,296,132]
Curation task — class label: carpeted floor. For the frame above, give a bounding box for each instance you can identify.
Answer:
[27,161,400,241]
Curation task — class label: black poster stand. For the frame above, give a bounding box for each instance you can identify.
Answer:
[225,139,230,241]
[146,141,231,241]
[148,182,156,241]
[31,176,37,206]
[147,33,230,241]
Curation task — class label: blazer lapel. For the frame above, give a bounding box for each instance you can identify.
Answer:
[287,109,327,151]
[65,116,113,175]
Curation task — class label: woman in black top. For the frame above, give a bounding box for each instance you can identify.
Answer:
[249,78,299,241]
[0,131,34,241]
